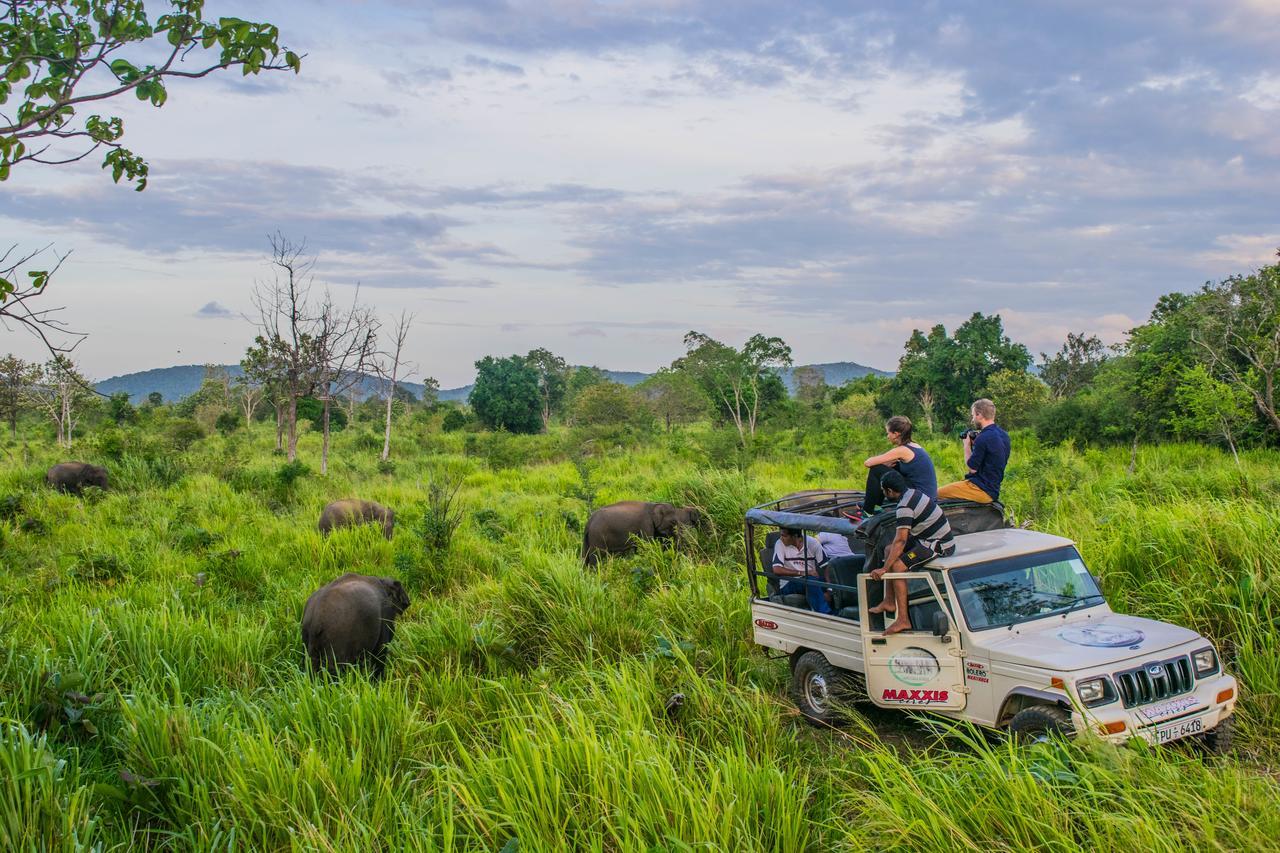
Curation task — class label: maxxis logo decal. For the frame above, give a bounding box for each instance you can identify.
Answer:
[754,619,778,630]
[882,688,950,704]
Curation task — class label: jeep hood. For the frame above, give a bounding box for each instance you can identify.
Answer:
[976,612,1204,672]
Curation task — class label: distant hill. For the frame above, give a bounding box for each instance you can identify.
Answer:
[96,361,890,403]
[95,364,437,404]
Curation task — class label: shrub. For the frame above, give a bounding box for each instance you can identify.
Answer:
[441,409,469,432]
[214,410,241,435]
[572,382,653,428]
[418,476,464,559]
[166,419,205,451]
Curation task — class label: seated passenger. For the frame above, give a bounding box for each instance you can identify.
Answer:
[772,527,833,615]
[868,470,955,634]
[860,416,938,516]
[937,398,1009,505]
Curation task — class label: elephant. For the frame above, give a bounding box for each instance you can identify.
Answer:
[582,500,703,567]
[301,573,411,677]
[318,499,395,539]
[46,462,109,495]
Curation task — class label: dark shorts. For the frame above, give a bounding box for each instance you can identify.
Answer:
[901,537,954,569]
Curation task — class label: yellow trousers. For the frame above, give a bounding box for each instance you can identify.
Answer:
[937,479,993,503]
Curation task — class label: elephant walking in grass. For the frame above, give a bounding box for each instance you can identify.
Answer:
[318,499,395,539]
[301,573,410,678]
[46,462,108,495]
[582,500,703,567]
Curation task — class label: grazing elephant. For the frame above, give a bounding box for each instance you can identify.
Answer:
[318,499,395,539]
[301,573,410,677]
[46,462,108,495]
[582,500,703,567]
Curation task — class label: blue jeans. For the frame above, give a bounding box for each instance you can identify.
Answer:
[780,577,833,615]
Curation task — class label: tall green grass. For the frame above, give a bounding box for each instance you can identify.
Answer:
[2,423,1279,849]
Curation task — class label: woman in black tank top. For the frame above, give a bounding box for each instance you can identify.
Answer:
[860,415,938,514]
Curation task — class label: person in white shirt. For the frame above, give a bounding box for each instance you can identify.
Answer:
[772,528,833,614]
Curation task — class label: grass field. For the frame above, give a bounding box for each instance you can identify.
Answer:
[2,420,1279,851]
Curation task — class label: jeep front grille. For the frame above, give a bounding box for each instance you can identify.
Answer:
[1114,655,1194,708]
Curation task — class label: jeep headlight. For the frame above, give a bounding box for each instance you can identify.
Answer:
[1192,647,1219,677]
[1076,677,1114,706]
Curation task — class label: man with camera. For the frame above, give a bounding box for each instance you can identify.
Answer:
[937,398,1009,504]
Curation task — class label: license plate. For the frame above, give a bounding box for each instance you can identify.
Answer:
[1153,716,1204,745]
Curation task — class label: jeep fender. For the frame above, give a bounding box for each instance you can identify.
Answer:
[997,687,1070,726]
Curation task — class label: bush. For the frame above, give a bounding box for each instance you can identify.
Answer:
[441,409,469,432]
[167,419,205,451]
[214,410,241,435]
[572,382,653,429]
[296,397,348,432]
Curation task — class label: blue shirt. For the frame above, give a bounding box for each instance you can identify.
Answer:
[966,424,1010,500]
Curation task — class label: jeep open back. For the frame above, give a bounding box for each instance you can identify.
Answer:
[746,491,1238,749]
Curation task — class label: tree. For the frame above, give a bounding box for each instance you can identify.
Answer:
[877,313,1031,430]
[1168,364,1253,465]
[249,234,324,462]
[572,382,652,428]
[241,335,287,449]
[564,365,606,411]
[145,390,164,408]
[1192,257,1280,436]
[1039,332,1108,399]
[25,354,92,447]
[525,347,568,430]
[470,355,541,434]
[234,372,263,428]
[980,370,1050,429]
[675,331,792,444]
[637,368,708,431]
[0,244,83,355]
[792,365,827,408]
[0,1,300,188]
[1,3,300,358]
[311,289,378,475]
[375,311,415,461]
[106,390,136,425]
[0,353,37,436]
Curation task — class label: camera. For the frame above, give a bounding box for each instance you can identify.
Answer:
[963,430,980,443]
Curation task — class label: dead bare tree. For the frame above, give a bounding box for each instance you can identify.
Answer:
[313,290,378,475]
[375,311,417,462]
[918,386,936,433]
[249,234,323,462]
[24,356,93,448]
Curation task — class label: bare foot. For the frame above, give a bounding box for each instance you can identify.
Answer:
[867,604,895,615]
[884,618,912,635]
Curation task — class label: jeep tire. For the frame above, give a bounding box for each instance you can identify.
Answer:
[1199,714,1235,756]
[790,651,853,727]
[1008,705,1073,743]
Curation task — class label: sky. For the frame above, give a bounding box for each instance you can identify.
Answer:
[3,0,1278,387]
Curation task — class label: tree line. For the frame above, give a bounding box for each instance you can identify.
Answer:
[5,254,1278,463]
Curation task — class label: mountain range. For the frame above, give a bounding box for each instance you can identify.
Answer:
[94,361,891,403]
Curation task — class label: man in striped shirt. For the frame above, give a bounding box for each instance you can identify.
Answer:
[867,470,956,634]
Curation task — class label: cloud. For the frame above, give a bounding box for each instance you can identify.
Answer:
[194,301,235,318]
[463,54,526,76]
[570,326,606,337]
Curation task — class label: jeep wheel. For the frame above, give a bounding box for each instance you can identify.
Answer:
[1199,714,1235,756]
[789,651,853,726]
[1008,705,1073,743]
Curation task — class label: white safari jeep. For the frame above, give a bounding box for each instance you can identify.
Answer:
[747,492,1238,749]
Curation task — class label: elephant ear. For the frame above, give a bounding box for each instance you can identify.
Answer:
[383,578,410,613]
[654,504,680,536]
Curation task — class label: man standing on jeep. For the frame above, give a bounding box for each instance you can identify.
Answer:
[869,470,955,634]
[938,398,1010,504]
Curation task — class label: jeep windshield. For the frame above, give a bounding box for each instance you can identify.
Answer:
[951,545,1104,630]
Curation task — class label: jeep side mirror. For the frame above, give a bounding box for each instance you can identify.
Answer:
[932,611,951,638]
